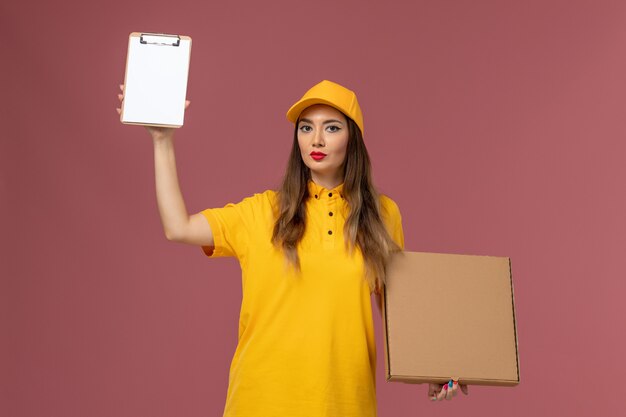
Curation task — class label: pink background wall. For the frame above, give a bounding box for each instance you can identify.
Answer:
[3,0,624,416]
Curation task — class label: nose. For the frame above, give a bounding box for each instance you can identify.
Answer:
[312,127,325,147]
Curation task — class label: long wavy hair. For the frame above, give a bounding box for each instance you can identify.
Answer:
[271,112,402,293]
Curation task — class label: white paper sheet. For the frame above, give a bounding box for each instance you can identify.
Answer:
[121,33,192,127]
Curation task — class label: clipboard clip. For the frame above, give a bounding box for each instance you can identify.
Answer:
[140,33,180,47]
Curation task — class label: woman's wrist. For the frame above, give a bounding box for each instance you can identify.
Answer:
[152,131,175,145]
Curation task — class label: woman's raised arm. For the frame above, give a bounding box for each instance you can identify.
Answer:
[117,84,213,247]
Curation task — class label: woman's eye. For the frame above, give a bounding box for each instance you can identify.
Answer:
[327,125,341,132]
[299,125,312,132]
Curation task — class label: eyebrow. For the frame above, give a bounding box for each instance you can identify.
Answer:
[298,118,344,125]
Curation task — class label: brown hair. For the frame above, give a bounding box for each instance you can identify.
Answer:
[271,113,402,293]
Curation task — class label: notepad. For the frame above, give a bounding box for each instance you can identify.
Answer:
[120,32,192,128]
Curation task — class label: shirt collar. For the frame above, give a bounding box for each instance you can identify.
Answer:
[307,179,344,200]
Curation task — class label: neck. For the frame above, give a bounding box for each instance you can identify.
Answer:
[310,171,343,190]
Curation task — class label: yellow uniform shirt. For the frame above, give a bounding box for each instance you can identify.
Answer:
[200,179,404,417]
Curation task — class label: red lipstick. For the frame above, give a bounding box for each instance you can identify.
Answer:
[310,151,327,161]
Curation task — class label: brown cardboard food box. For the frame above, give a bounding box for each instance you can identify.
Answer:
[381,251,520,387]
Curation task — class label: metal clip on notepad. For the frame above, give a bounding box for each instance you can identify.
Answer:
[139,32,181,47]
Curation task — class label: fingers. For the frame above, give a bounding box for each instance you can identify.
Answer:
[428,384,443,401]
[438,381,452,401]
[436,384,445,401]
[430,379,466,402]
[428,383,440,400]
[449,380,458,398]
[117,84,124,115]
[448,380,457,399]
[428,382,447,401]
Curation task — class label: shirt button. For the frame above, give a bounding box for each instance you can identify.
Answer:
[328,230,332,235]
[329,211,333,216]
[328,192,333,197]
[314,194,318,199]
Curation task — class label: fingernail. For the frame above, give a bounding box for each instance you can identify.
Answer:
[431,396,437,401]
[443,384,448,390]
[448,380,453,388]
[453,381,458,385]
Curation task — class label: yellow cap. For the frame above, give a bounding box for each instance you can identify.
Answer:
[286,80,364,136]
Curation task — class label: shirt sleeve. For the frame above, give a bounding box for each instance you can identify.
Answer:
[392,210,405,250]
[199,192,265,259]
[381,195,405,250]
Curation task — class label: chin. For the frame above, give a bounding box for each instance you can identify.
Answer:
[309,166,337,176]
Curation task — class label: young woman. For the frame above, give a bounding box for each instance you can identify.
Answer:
[117,79,468,416]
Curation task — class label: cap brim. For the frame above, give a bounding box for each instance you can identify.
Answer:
[286,98,349,124]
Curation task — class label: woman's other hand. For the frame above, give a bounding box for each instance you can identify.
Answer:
[428,380,469,401]
[116,83,190,140]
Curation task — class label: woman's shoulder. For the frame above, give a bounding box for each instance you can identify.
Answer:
[220,189,278,224]
[220,188,278,213]
[379,192,400,211]
[238,188,278,207]
[378,192,402,222]
[250,188,277,198]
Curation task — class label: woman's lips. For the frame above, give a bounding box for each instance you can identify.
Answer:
[311,152,326,161]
